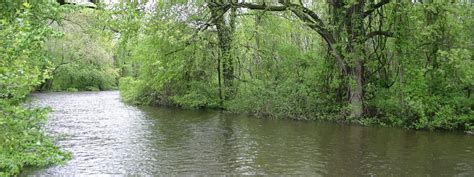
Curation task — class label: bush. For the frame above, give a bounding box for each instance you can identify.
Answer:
[50,64,118,92]
[85,86,100,91]
[227,78,342,121]
[0,103,71,175]
[0,1,71,175]
[119,77,157,105]
[170,81,220,109]
[66,87,78,92]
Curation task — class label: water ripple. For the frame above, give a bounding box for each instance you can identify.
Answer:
[22,91,474,176]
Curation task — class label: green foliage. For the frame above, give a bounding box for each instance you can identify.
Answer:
[171,81,220,109]
[42,8,118,92]
[0,1,70,175]
[114,1,473,131]
[50,63,118,91]
[119,77,157,105]
[0,104,71,176]
[365,2,474,130]
[66,87,78,92]
[85,86,100,91]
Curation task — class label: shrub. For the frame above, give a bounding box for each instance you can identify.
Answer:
[0,103,71,175]
[66,87,78,92]
[85,86,100,92]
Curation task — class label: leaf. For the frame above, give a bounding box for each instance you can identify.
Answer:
[22,2,31,9]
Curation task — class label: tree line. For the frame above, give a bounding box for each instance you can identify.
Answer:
[117,0,473,130]
[0,0,472,175]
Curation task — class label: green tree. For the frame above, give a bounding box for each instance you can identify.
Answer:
[115,0,473,130]
[0,1,71,175]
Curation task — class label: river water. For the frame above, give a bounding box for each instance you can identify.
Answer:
[22,91,473,176]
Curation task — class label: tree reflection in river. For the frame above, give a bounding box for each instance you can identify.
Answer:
[23,91,473,176]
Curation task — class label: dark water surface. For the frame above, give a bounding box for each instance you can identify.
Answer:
[22,91,473,176]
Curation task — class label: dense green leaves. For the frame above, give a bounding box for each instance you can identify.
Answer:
[40,8,118,91]
[0,1,71,175]
[1,1,472,174]
[0,104,71,176]
[116,1,473,131]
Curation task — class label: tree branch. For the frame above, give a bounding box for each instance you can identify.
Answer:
[234,2,287,11]
[231,1,347,74]
[366,30,393,39]
[364,0,390,17]
[165,6,229,56]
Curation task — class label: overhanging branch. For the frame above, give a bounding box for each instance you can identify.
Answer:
[231,1,348,73]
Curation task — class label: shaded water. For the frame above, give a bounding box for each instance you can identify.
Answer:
[23,91,473,176]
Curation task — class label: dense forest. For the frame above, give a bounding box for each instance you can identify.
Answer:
[1,0,473,175]
[118,0,473,129]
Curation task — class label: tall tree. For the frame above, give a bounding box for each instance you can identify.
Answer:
[208,0,237,101]
[211,0,392,118]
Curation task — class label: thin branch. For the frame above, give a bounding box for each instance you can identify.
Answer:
[164,6,229,56]
[235,2,287,11]
[364,0,390,17]
[366,30,393,39]
[231,1,347,74]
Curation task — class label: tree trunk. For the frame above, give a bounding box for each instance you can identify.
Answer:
[346,1,366,119]
[225,0,393,117]
[350,60,364,118]
[209,0,235,100]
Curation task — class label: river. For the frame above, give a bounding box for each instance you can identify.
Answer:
[22,91,473,176]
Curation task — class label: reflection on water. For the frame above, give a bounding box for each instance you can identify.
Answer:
[22,91,474,176]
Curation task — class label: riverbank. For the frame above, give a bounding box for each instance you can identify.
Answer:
[118,80,473,133]
[23,91,474,175]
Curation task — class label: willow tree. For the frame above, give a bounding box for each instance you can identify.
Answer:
[208,0,392,118]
